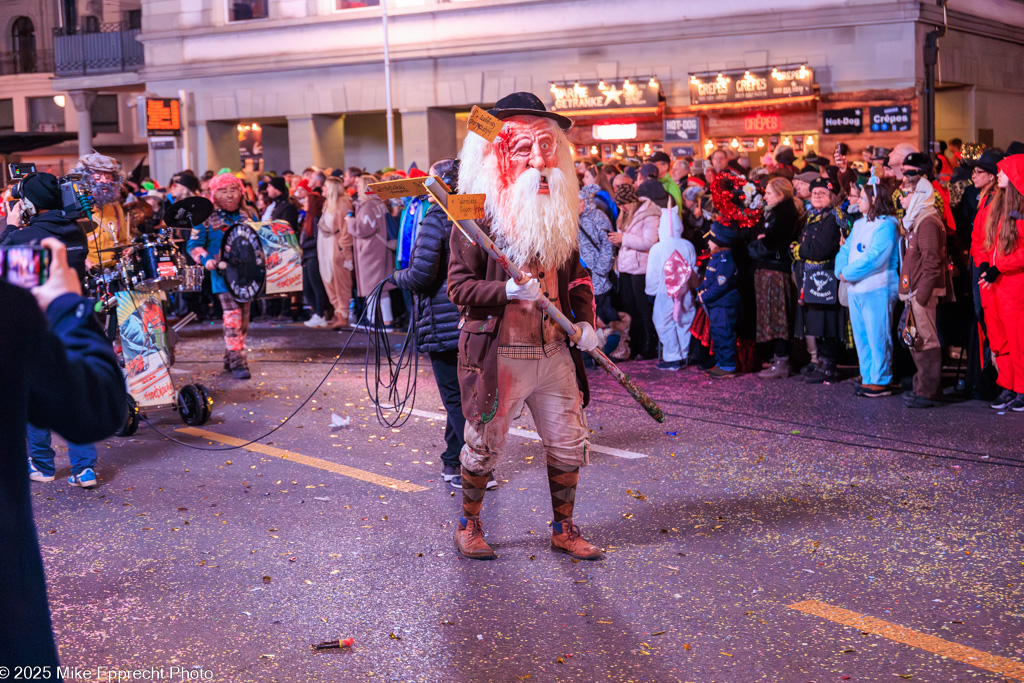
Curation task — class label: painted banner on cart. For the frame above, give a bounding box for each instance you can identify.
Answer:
[116,290,175,407]
[252,220,303,295]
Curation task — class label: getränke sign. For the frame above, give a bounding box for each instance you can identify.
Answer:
[550,79,660,112]
[689,66,814,106]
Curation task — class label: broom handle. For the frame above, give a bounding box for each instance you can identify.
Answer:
[423,177,665,423]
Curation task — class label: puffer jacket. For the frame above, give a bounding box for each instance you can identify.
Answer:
[391,204,460,353]
[616,197,661,275]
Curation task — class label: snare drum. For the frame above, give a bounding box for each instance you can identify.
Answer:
[126,240,181,292]
[178,265,206,292]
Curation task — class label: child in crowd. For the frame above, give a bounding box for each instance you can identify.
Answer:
[646,201,697,370]
[698,223,740,378]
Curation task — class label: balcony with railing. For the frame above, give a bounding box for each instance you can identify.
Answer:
[53,23,144,77]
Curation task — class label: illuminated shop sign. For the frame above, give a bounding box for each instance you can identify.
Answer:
[869,105,911,132]
[688,65,814,106]
[550,79,660,112]
[743,112,780,133]
[822,108,864,135]
[146,98,180,135]
[664,116,700,142]
[592,123,638,140]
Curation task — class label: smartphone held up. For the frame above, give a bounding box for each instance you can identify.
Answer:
[1,244,51,288]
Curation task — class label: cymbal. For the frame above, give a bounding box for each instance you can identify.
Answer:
[97,243,135,254]
[163,196,214,229]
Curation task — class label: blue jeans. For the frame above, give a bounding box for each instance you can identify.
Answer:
[26,424,98,476]
[848,288,894,386]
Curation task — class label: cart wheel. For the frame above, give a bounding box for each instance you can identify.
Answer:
[116,395,140,437]
[177,384,211,426]
[195,384,213,425]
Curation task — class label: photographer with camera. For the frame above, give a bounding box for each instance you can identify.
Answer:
[0,238,125,670]
[1,172,105,487]
[1,172,89,281]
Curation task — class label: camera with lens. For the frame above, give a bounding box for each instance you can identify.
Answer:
[8,163,92,220]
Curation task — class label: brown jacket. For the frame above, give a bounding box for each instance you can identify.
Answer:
[899,213,948,306]
[447,223,595,425]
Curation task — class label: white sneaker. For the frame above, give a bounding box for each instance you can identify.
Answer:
[27,458,54,483]
[303,314,327,328]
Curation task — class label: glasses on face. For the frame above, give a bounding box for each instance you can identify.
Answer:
[810,190,831,198]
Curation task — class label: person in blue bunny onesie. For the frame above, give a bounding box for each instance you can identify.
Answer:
[835,172,901,398]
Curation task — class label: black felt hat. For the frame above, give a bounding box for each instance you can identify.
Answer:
[488,92,572,131]
[809,177,836,194]
[966,149,1005,176]
[1006,141,1024,157]
[268,176,289,196]
[902,152,932,176]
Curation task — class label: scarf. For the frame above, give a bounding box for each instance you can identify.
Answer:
[901,177,938,232]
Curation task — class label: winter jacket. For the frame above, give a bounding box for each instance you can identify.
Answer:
[748,199,801,273]
[1,285,125,671]
[970,192,996,268]
[349,196,396,296]
[794,207,843,264]
[835,216,899,295]
[898,213,948,306]
[186,206,258,294]
[266,198,299,231]
[616,198,661,275]
[697,249,739,307]
[1,210,89,282]
[391,204,461,353]
[578,190,615,296]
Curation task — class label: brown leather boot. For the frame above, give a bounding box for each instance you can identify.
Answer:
[455,518,496,560]
[550,521,603,560]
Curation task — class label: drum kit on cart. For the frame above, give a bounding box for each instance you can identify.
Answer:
[86,195,302,437]
[87,196,221,435]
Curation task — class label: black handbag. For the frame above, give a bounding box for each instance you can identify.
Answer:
[898,300,921,349]
[801,260,839,305]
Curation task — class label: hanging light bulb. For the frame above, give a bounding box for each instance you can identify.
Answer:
[648,76,657,87]
[616,144,624,154]
[598,80,606,89]
[757,138,765,148]
[730,138,740,149]
[623,78,631,87]
[806,135,815,146]
[782,136,790,146]
[591,145,599,155]
[550,82,557,92]
[705,139,714,150]
[690,74,700,85]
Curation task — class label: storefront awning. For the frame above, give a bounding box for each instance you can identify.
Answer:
[0,132,78,155]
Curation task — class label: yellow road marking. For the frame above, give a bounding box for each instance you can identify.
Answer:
[788,599,1024,680]
[177,427,427,493]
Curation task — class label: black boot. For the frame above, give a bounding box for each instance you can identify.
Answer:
[804,358,836,384]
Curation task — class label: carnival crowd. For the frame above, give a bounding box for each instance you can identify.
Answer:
[4,137,1023,424]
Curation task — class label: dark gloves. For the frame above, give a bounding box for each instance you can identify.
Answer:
[983,265,1001,283]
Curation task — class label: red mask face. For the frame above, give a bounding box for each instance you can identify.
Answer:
[495,117,560,194]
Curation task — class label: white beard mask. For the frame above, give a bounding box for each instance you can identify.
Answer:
[458,120,579,270]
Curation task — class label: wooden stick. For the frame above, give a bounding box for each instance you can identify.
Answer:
[423,177,665,424]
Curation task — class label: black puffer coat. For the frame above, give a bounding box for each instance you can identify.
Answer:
[391,204,461,353]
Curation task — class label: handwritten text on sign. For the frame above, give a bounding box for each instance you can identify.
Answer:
[468,106,504,142]
[447,194,486,221]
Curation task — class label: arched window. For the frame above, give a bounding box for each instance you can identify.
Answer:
[12,16,37,74]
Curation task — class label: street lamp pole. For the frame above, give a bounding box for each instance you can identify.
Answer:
[382,0,396,168]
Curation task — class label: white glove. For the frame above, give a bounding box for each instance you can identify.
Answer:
[505,275,541,302]
[572,322,599,353]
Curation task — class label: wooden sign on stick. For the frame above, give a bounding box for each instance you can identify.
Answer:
[446,194,486,220]
[368,176,449,200]
[467,105,504,142]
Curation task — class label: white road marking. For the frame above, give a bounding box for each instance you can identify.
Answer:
[409,408,647,459]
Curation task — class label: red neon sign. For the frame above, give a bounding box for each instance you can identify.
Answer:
[744,112,779,133]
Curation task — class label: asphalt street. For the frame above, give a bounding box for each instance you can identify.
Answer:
[29,321,1024,683]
